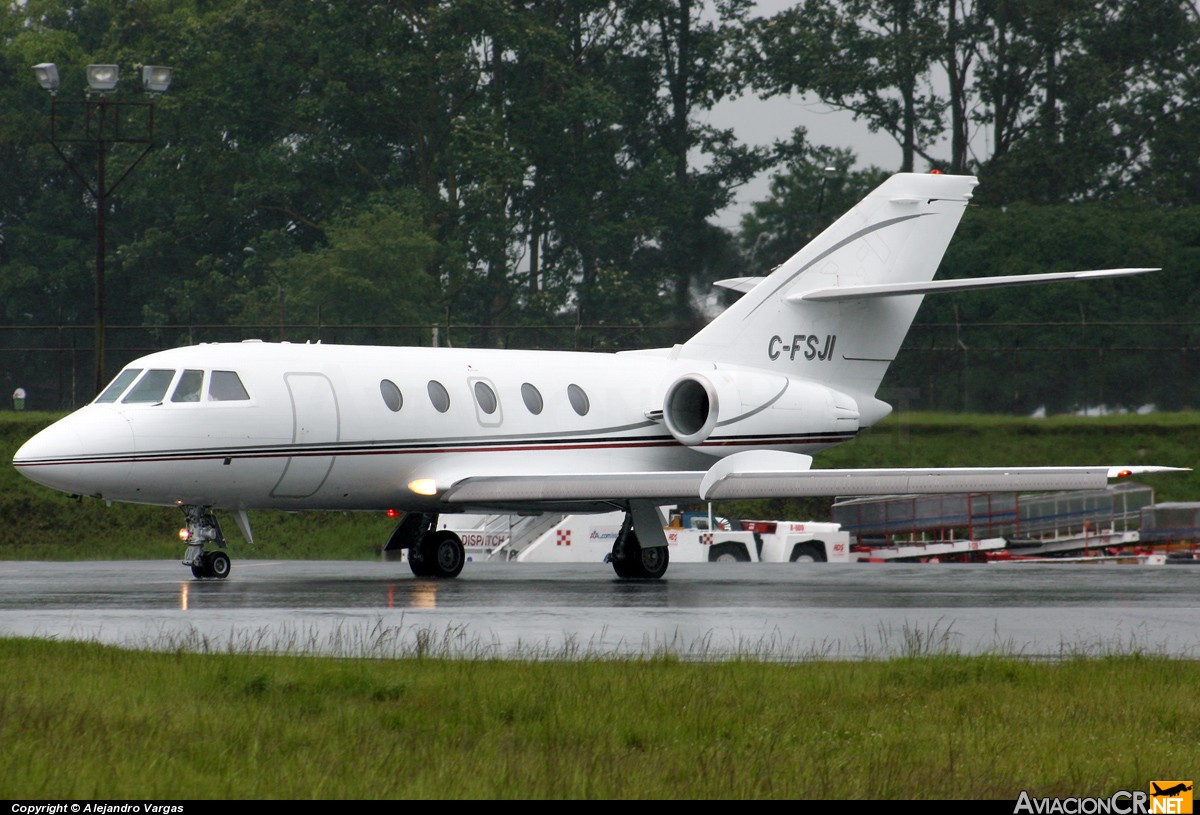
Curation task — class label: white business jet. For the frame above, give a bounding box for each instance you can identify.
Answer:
[12,172,1181,580]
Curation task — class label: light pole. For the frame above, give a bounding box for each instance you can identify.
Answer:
[33,62,172,395]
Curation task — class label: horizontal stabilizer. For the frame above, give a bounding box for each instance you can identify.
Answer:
[700,451,1185,501]
[713,276,766,293]
[794,268,1159,302]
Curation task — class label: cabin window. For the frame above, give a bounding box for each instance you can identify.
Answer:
[380,379,403,412]
[209,370,251,401]
[94,368,142,403]
[521,383,543,415]
[473,381,498,415]
[567,384,590,416]
[171,369,205,403]
[427,380,450,413]
[122,369,176,404]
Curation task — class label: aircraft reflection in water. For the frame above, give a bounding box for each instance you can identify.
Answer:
[14,173,1184,582]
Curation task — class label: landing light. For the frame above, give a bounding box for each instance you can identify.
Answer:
[408,478,438,496]
[179,528,191,542]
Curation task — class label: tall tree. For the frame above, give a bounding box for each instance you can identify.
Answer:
[749,0,946,173]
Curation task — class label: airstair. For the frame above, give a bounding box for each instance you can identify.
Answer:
[486,513,567,561]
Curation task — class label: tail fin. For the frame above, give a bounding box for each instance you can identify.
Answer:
[681,172,978,424]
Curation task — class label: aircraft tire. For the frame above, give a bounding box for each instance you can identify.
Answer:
[610,554,635,578]
[636,544,669,579]
[207,550,232,579]
[429,530,465,579]
[408,550,432,577]
[610,529,638,578]
[190,563,206,579]
[611,530,669,579]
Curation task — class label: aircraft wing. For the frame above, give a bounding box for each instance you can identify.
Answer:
[428,450,1184,511]
[699,457,1184,500]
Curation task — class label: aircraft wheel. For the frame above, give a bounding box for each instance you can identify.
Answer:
[610,530,638,578]
[207,551,232,579]
[610,553,634,578]
[611,530,668,579]
[408,551,432,577]
[636,544,669,579]
[190,563,206,579]
[429,531,465,579]
[790,543,827,563]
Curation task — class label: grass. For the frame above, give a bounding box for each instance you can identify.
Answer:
[1,636,1196,799]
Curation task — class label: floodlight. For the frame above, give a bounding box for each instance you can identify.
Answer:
[142,65,172,94]
[32,63,59,93]
[86,64,119,92]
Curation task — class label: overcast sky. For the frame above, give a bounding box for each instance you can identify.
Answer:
[705,90,902,229]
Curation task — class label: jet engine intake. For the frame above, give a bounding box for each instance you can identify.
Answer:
[662,374,719,446]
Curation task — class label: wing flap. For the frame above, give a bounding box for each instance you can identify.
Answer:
[440,471,704,505]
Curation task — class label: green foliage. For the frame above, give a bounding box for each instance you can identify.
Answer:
[234,193,441,332]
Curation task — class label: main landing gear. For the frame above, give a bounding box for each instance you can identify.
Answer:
[180,505,232,580]
[608,504,670,580]
[384,512,466,579]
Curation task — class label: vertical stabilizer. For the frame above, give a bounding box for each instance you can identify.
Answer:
[682,172,977,422]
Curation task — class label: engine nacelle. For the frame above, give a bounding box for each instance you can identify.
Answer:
[659,367,862,452]
[662,373,721,446]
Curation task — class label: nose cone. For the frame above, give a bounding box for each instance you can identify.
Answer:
[13,407,134,497]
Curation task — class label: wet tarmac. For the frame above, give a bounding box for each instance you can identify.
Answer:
[1,558,1198,660]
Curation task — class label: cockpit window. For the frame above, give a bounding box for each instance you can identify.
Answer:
[209,370,251,401]
[122,369,176,404]
[171,369,205,403]
[94,368,142,403]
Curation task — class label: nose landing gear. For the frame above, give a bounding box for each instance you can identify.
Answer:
[180,505,231,580]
